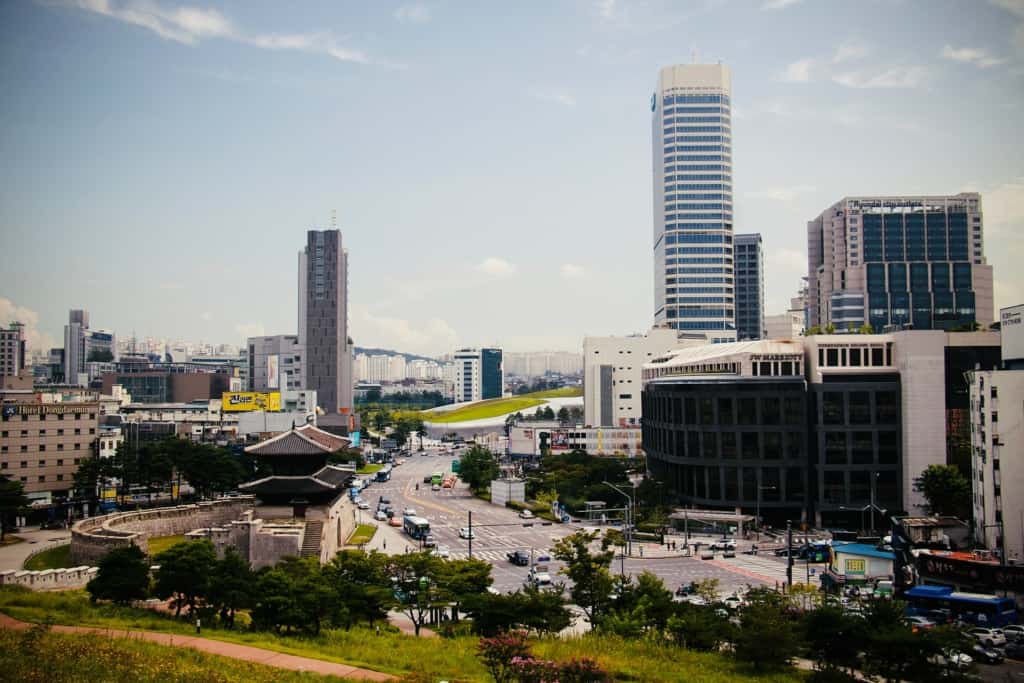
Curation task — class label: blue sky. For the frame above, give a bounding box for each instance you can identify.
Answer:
[2,0,1023,356]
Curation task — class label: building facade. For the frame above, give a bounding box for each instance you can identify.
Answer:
[453,348,503,403]
[508,424,642,458]
[300,229,354,417]
[583,327,706,427]
[807,194,993,332]
[735,233,765,340]
[652,64,736,342]
[0,323,26,380]
[248,335,303,393]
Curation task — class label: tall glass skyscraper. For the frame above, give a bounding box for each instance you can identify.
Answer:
[652,64,735,342]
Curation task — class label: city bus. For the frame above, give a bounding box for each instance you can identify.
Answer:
[375,464,393,482]
[903,585,1018,627]
[403,515,430,540]
[430,471,444,486]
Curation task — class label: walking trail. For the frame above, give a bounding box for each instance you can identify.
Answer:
[0,613,396,681]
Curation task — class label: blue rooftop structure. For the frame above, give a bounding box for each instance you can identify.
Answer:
[833,543,896,561]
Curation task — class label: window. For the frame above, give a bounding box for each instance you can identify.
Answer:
[56,459,63,466]
[784,397,803,424]
[876,391,898,424]
[38,445,46,452]
[849,392,871,425]
[721,432,737,458]
[762,397,781,425]
[824,471,845,505]
[852,432,874,465]
[825,432,847,465]
[741,433,760,459]
[38,475,45,483]
[57,474,63,482]
[823,393,844,425]
[702,433,717,459]
[738,398,757,425]
[718,398,734,425]
[763,432,782,459]
[19,461,27,468]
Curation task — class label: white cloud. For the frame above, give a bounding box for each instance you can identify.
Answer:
[351,305,457,356]
[394,3,430,24]
[941,45,1006,68]
[475,257,517,277]
[985,177,1024,236]
[766,248,808,279]
[234,322,265,339]
[832,66,928,89]
[69,0,376,65]
[778,58,813,83]
[990,0,1024,18]
[761,0,802,10]
[748,185,816,202]
[597,0,616,21]
[0,297,57,353]
[528,88,576,107]
[832,40,870,64]
[560,263,587,280]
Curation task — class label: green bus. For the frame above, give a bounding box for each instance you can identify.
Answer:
[431,471,443,486]
[451,459,460,473]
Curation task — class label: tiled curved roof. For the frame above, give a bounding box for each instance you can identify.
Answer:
[244,424,351,456]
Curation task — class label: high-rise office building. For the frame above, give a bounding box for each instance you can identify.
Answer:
[734,234,765,340]
[0,322,26,380]
[652,64,736,342]
[299,230,354,415]
[63,309,89,386]
[453,348,503,403]
[807,194,993,331]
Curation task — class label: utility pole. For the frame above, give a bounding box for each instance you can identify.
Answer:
[786,520,793,590]
[468,510,472,560]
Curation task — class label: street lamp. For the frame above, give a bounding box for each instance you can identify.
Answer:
[603,481,634,557]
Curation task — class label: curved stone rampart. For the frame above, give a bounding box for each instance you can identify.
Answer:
[70,497,255,565]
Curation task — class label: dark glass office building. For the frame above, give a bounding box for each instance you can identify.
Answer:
[734,233,764,340]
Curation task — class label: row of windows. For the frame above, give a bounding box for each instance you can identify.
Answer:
[662,94,730,105]
[665,184,731,192]
[666,275,729,282]
[1,443,86,453]
[665,165,730,173]
[663,105,728,114]
[1,428,94,437]
[665,296,732,303]
[664,127,730,139]
[666,213,732,221]
[666,286,733,293]
[3,412,97,422]
[664,137,729,149]
[817,389,899,425]
[667,193,729,202]
[666,147,731,158]
[666,258,730,266]
[645,394,805,427]
[664,222,732,231]
[663,115,728,124]
[666,246,729,254]
[664,232,730,244]
[666,308,732,318]
[667,204,732,212]
[2,458,77,468]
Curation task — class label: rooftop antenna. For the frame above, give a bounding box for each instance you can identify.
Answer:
[330,209,337,229]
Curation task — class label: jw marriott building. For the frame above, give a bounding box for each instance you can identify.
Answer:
[652,63,736,343]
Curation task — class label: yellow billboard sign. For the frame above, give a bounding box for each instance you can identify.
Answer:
[221,391,281,412]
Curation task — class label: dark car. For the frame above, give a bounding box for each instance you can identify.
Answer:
[972,644,1004,665]
[423,475,432,483]
[506,550,530,566]
[1005,641,1024,660]
[675,584,695,597]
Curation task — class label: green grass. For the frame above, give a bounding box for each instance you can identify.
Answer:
[421,397,545,423]
[0,586,805,682]
[0,627,356,683]
[23,544,71,570]
[147,535,186,557]
[347,524,377,546]
[523,387,583,399]
[356,464,383,475]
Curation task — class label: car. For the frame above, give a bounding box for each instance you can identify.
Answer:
[687,595,708,607]
[723,596,743,611]
[971,643,1004,664]
[458,527,475,539]
[423,475,432,483]
[402,508,417,517]
[968,627,1007,648]
[357,501,370,510]
[675,584,695,597]
[432,484,441,491]
[906,616,936,630]
[1005,641,1024,660]
[927,608,954,624]
[388,517,402,527]
[930,650,973,670]
[700,551,715,560]
[422,534,437,549]
[722,550,736,559]
[518,509,535,520]
[709,539,736,551]
[525,565,553,589]
[432,545,450,559]
[1003,624,1024,641]
[507,550,530,566]
[374,510,387,521]
[535,553,552,564]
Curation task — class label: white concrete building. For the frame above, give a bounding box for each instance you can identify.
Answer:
[652,64,736,342]
[583,327,706,427]
[509,424,642,458]
[765,310,804,340]
[247,335,303,393]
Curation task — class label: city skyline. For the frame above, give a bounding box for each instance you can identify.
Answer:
[2,1,1023,355]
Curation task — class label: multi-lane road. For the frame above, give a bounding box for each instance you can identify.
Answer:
[358,445,803,596]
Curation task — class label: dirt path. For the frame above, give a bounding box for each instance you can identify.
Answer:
[0,613,396,681]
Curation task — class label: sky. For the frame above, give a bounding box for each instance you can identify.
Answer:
[1,0,1023,357]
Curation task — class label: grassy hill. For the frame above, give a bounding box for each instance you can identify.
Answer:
[420,387,582,424]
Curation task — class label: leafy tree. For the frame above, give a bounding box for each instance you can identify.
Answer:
[437,557,493,620]
[207,547,254,628]
[693,578,721,605]
[372,410,391,435]
[804,325,823,336]
[557,407,570,423]
[464,587,572,636]
[86,544,150,605]
[0,474,30,542]
[387,552,452,636]
[802,605,865,673]
[666,603,732,651]
[278,555,342,635]
[858,323,875,334]
[413,417,426,450]
[914,464,972,521]
[858,598,959,683]
[542,406,555,420]
[153,539,217,616]
[326,550,393,629]
[251,565,306,633]
[72,454,112,514]
[552,530,615,626]
[458,445,500,493]
[733,601,799,671]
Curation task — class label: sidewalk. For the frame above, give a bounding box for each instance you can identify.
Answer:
[0,613,396,681]
[0,528,72,570]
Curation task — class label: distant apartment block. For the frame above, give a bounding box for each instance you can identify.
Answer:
[734,233,765,340]
[248,335,303,393]
[808,194,993,331]
[0,322,26,380]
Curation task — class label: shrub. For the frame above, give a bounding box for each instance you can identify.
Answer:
[478,632,531,683]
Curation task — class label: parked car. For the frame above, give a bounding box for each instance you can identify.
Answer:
[676,584,695,597]
[525,565,552,589]
[968,627,1007,648]
[930,650,973,670]
[518,509,535,520]
[507,550,530,566]
[432,545,450,559]
[907,616,936,630]
[723,596,743,611]
[700,551,715,560]
[1005,641,1024,660]
[971,644,1004,664]
[535,553,552,563]
[357,501,370,510]
[1003,624,1024,641]
[458,527,475,539]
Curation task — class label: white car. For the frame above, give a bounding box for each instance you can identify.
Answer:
[458,527,475,539]
[432,545,451,559]
[402,508,417,517]
[906,616,936,629]
[357,501,370,510]
[969,627,1007,648]
[374,510,387,521]
[723,596,743,611]
[519,509,535,519]
[930,650,973,670]
[1003,624,1024,641]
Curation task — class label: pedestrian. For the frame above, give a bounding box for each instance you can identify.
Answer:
[383,539,387,550]
[376,625,381,636]
[639,546,644,558]
[195,616,201,635]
